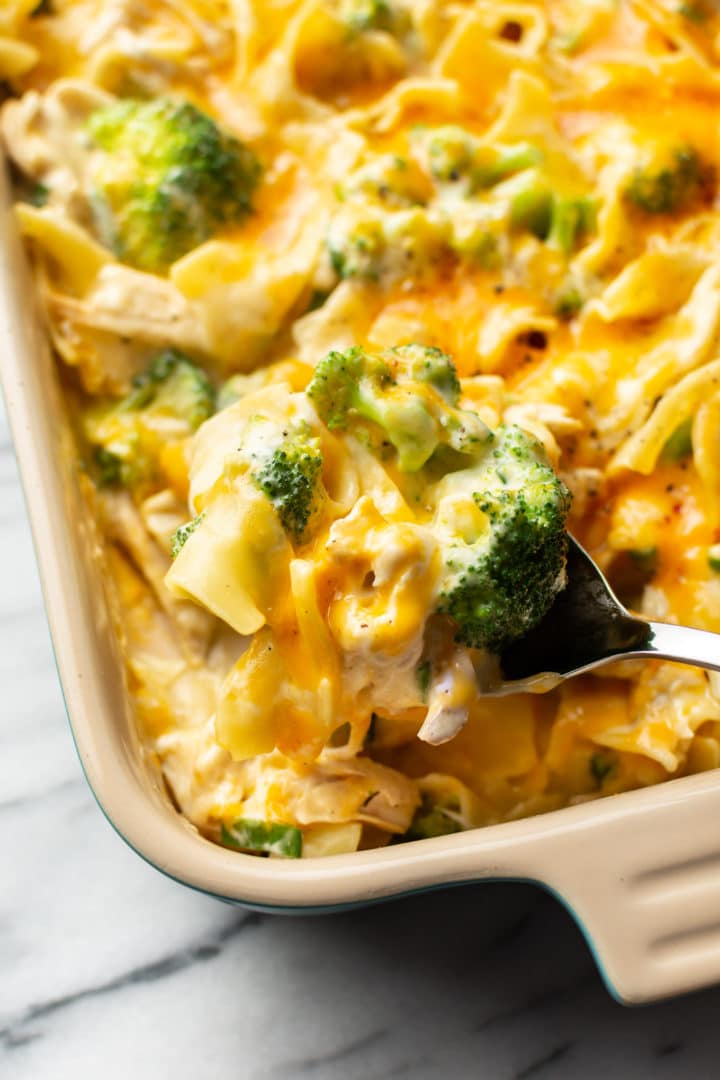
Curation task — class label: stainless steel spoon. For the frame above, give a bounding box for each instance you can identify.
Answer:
[489,536,720,696]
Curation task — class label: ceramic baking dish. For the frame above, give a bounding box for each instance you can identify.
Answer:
[4,162,720,1006]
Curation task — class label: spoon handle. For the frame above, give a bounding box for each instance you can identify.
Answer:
[639,621,720,673]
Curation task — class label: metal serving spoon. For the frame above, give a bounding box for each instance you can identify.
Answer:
[489,536,720,696]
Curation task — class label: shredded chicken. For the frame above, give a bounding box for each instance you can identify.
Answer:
[98,488,216,661]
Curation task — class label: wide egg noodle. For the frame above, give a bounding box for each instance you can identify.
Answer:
[0,1,40,80]
[434,5,546,105]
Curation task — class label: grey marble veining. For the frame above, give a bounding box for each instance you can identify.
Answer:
[2,396,720,1080]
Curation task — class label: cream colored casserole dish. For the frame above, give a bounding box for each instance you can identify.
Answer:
[5,0,720,1006]
[5,177,720,1005]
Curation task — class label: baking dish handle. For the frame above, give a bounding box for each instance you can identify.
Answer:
[528,779,720,1003]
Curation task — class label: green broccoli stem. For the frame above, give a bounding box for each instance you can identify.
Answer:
[353,385,438,472]
[546,196,595,254]
[221,819,303,857]
[509,181,553,239]
[590,752,615,785]
[554,285,584,320]
[660,417,692,462]
[510,181,594,252]
[406,795,462,840]
[708,544,720,573]
[473,142,543,189]
[344,0,397,33]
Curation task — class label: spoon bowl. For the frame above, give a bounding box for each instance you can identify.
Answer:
[489,536,720,695]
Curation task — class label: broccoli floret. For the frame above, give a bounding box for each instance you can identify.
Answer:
[342,0,408,34]
[415,659,432,701]
[509,177,553,237]
[340,155,428,208]
[510,179,595,252]
[328,217,386,281]
[678,1,709,22]
[605,546,658,609]
[327,205,446,284]
[590,752,615,786]
[251,423,324,543]
[546,196,596,253]
[450,228,502,269]
[86,349,215,488]
[553,285,585,320]
[436,425,572,654]
[86,98,261,272]
[425,127,541,189]
[625,146,709,215]
[28,182,49,207]
[306,345,489,471]
[307,346,383,429]
[392,343,461,403]
[474,143,543,189]
[93,445,125,487]
[426,126,476,183]
[406,793,462,840]
[660,417,693,462]
[628,546,659,575]
[171,512,206,558]
[124,349,215,428]
[306,288,331,314]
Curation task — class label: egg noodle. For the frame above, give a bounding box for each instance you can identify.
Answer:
[4,0,720,858]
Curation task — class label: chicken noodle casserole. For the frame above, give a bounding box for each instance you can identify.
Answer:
[4,0,720,859]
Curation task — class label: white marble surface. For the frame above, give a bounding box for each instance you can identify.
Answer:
[2,398,720,1080]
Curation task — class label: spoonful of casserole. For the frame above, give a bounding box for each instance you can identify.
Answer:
[157,342,720,756]
[491,535,720,695]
